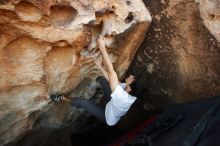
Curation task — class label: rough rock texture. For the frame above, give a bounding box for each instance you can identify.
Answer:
[0,0,151,145]
[127,0,220,110]
[198,0,220,42]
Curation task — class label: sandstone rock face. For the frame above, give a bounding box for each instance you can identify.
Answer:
[198,0,220,42]
[0,0,151,145]
[128,0,220,110]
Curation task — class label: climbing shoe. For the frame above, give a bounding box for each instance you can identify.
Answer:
[50,94,64,103]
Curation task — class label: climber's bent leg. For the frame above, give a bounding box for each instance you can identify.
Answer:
[96,76,111,101]
[71,98,105,122]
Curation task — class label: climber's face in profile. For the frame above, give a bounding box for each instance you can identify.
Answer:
[125,75,135,93]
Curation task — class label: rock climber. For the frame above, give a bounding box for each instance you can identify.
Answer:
[50,35,140,126]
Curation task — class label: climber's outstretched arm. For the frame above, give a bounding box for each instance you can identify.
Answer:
[97,35,119,92]
[94,55,109,81]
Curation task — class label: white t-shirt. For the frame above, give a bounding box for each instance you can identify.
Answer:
[120,83,126,90]
[105,83,137,126]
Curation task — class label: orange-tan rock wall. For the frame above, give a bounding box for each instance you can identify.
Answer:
[0,0,151,145]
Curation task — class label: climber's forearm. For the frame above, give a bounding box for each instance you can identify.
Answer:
[99,47,119,91]
[99,46,114,73]
[97,35,119,91]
